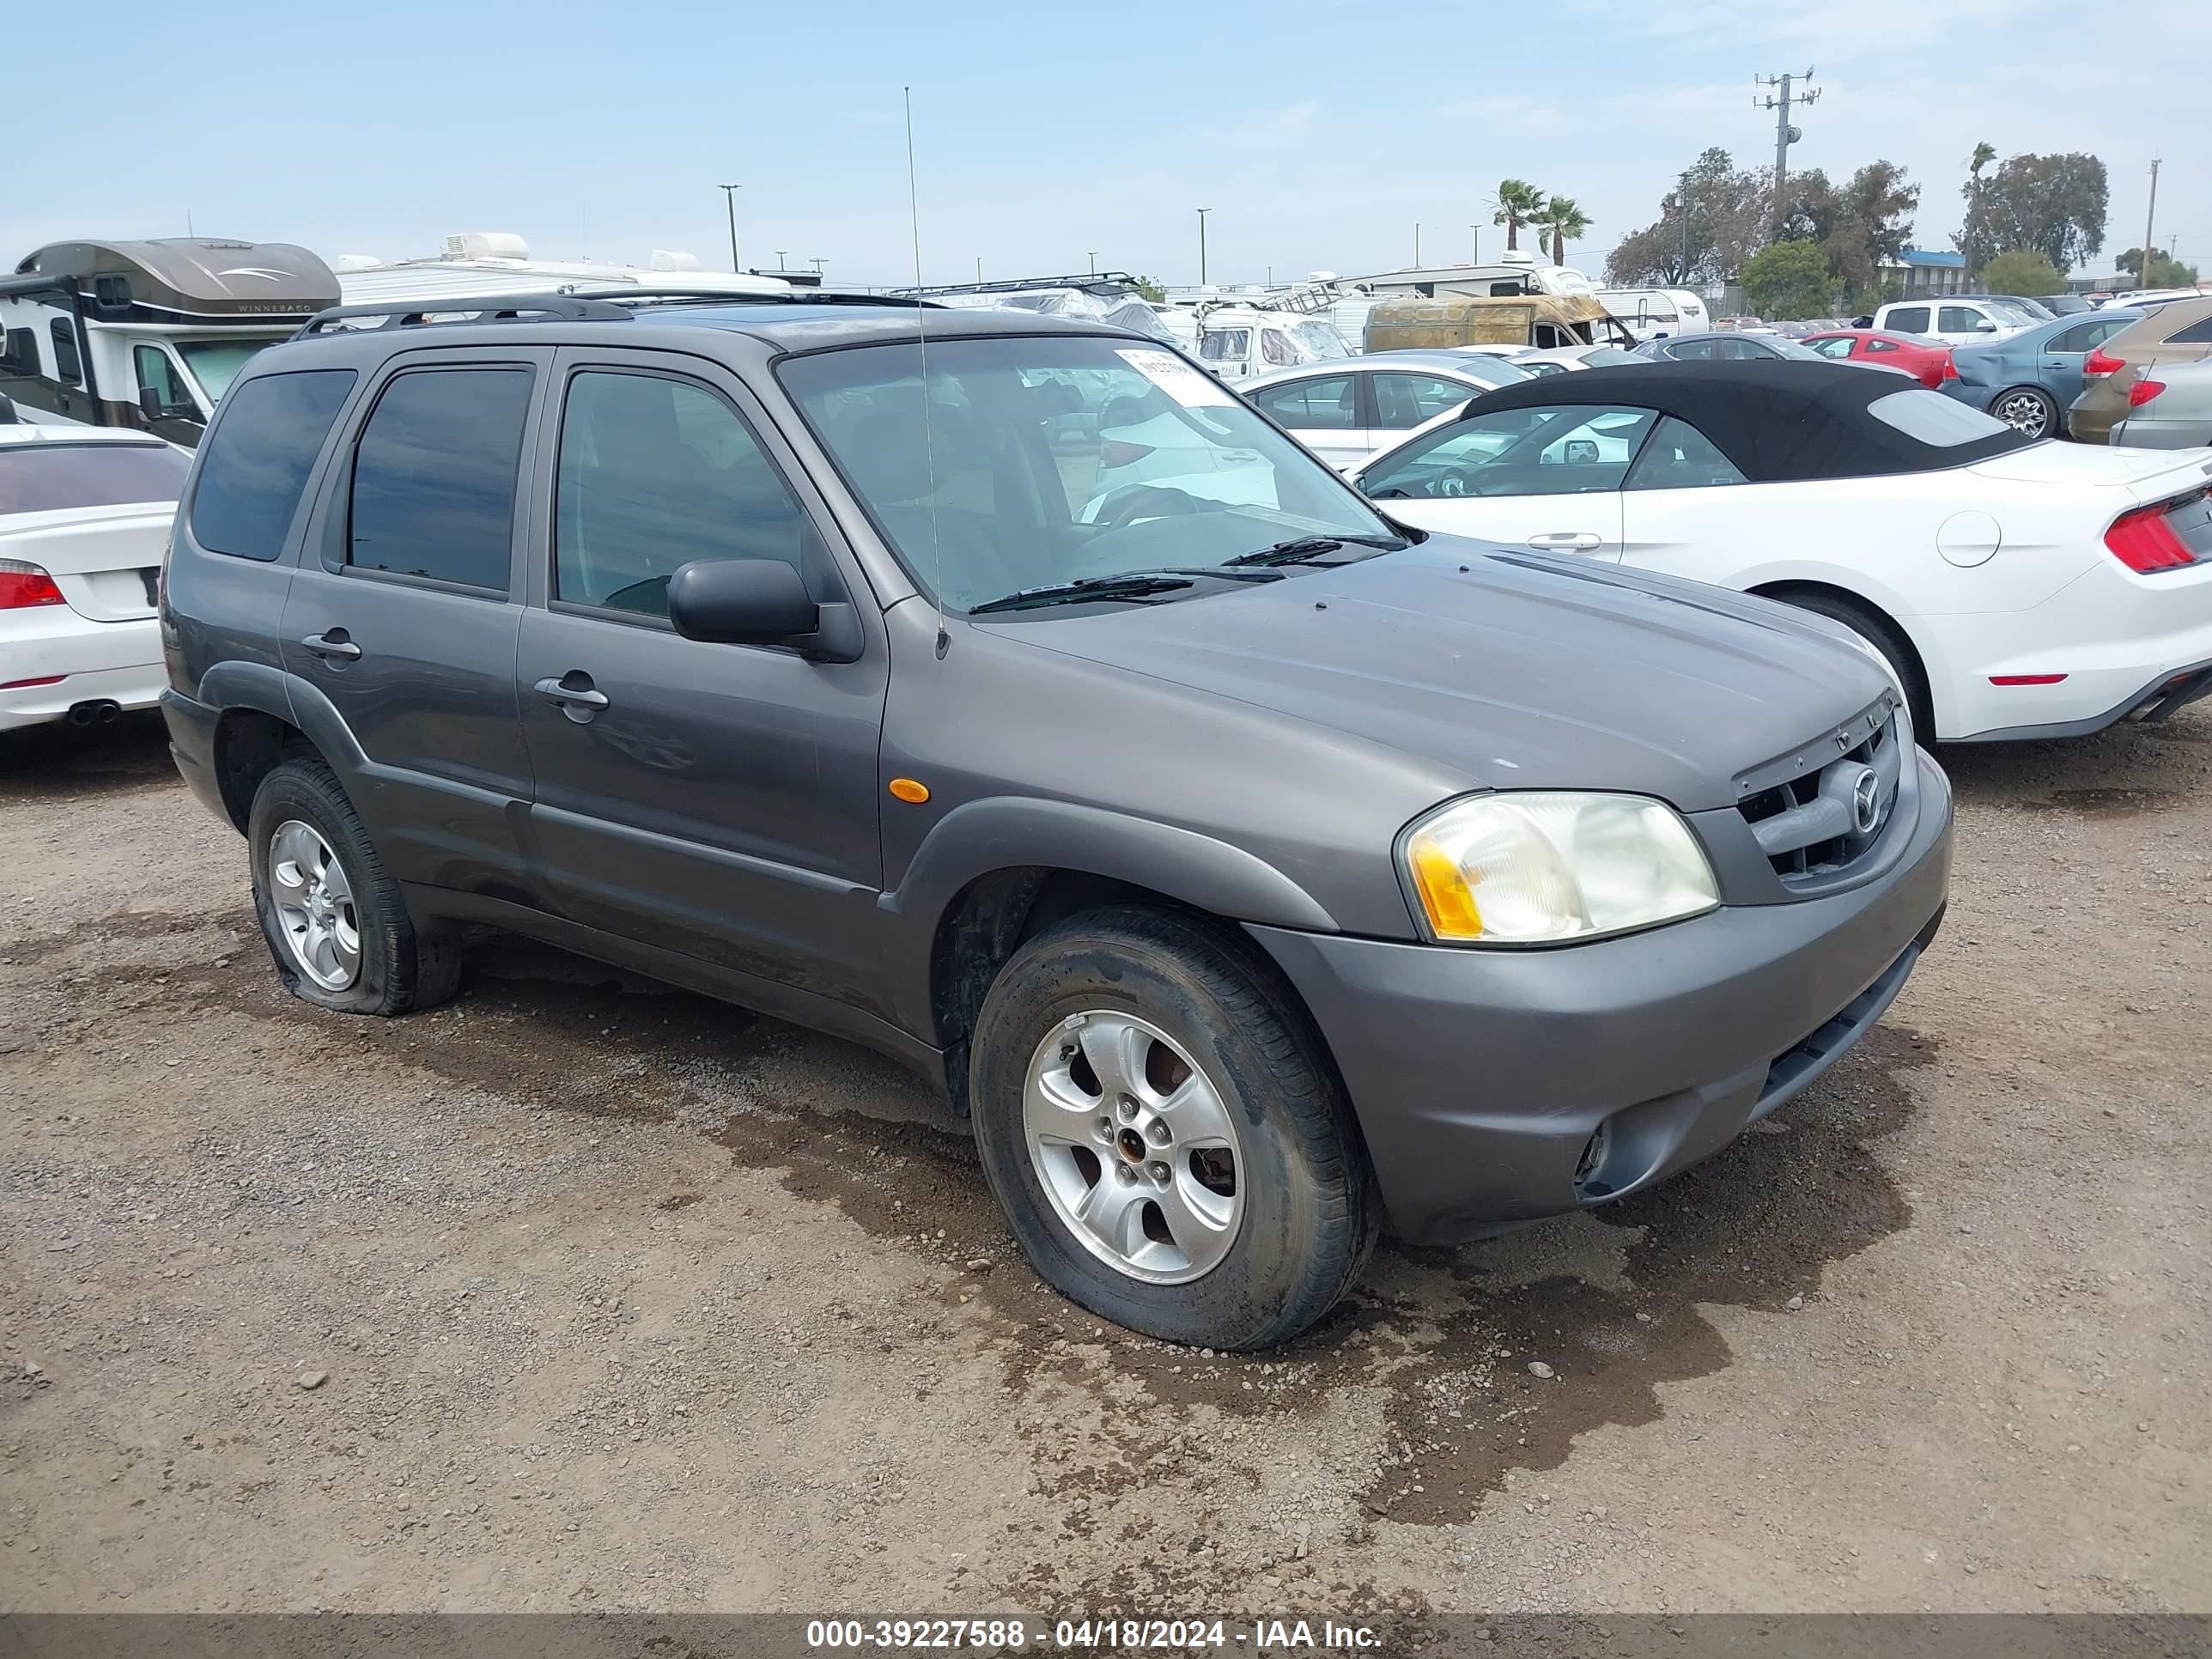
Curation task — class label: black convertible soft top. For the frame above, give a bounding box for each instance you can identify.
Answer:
[1456,359,2035,481]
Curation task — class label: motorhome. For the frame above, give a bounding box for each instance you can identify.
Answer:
[1594,287,1711,343]
[333,232,793,309]
[1155,285,1354,380]
[0,239,338,445]
[886,271,1180,343]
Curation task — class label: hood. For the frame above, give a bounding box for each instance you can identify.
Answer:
[1005,540,1891,811]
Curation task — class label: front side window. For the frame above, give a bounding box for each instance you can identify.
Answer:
[1938,306,1988,333]
[1249,375,1357,430]
[135,345,192,411]
[780,336,1396,612]
[1372,373,1480,430]
[190,368,358,562]
[348,368,532,592]
[1362,404,1657,500]
[556,370,827,619]
[1623,416,1747,490]
[49,319,82,386]
[1261,330,1297,367]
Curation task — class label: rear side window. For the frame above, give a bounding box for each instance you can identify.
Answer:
[1886,307,1930,334]
[2167,316,2212,346]
[348,368,533,592]
[0,443,191,514]
[190,368,357,562]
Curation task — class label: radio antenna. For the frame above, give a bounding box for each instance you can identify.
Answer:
[905,86,950,660]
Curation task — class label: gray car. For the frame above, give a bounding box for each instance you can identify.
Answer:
[160,294,1953,1350]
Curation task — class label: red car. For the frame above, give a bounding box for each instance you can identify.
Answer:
[1802,330,1957,390]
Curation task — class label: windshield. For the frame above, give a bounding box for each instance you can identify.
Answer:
[1290,320,1350,361]
[779,335,1399,612]
[178,341,274,404]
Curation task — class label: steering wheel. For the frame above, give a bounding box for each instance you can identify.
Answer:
[1095,485,1206,529]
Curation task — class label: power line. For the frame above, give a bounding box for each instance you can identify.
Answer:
[1755,68,1820,234]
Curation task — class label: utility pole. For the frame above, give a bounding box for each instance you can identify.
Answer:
[1755,69,1820,234]
[2143,159,2162,283]
[718,184,742,272]
[1414,223,1422,267]
[1196,208,1212,284]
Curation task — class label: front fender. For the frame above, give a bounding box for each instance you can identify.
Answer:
[876,795,1341,1038]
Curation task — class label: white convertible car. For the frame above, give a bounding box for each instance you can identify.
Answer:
[0,419,190,732]
[1348,361,2212,743]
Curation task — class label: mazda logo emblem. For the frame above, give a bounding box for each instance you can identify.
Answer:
[1850,767,1881,835]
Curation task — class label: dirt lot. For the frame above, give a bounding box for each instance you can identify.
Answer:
[3,711,2207,1617]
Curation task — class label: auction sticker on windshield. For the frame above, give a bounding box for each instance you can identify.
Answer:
[1117,348,1233,406]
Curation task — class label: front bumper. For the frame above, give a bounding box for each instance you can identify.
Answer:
[1249,749,1954,1245]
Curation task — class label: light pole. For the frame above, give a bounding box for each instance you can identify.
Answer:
[1195,208,1212,285]
[718,184,742,272]
[810,257,826,276]
[1087,251,1098,275]
[775,250,788,271]
[1468,223,1479,264]
[976,256,983,283]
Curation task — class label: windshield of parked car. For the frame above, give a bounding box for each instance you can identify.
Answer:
[177,341,271,404]
[1290,320,1351,361]
[0,441,191,514]
[780,334,1401,612]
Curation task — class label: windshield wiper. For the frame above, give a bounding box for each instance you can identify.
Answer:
[1224,532,1407,568]
[968,568,1281,616]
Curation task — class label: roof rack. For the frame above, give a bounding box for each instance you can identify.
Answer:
[295,287,937,338]
[886,271,1141,299]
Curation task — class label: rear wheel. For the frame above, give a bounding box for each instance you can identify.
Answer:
[1775,591,1936,743]
[968,905,1378,1350]
[247,755,461,1016]
[1989,385,2057,440]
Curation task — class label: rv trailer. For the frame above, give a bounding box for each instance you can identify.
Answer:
[0,238,339,445]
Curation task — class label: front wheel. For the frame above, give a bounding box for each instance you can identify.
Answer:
[1989,385,2057,440]
[969,906,1378,1350]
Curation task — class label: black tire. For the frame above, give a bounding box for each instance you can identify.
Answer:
[246,753,462,1017]
[1777,590,1936,744]
[1987,385,2057,441]
[968,905,1379,1350]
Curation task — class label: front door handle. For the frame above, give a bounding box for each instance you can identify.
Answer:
[299,630,362,661]
[534,673,610,713]
[1527,532,1603,551]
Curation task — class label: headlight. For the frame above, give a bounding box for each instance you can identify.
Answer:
[1401,793,1719,945]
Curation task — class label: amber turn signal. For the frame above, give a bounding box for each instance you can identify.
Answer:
[888,777,931,804]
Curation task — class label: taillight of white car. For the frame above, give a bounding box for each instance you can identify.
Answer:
[0,558,68,609]
[2106,492,2208,574]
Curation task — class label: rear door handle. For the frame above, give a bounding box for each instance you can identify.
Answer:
[1527,532,1603,551]
[534,674,610,711]
[299,630,362,661]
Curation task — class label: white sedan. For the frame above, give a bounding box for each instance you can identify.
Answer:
[1348,360,2212,743]
[1243,351,1532,471]
[0,422,190,732]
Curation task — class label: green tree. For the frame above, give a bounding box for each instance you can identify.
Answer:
[1955,151,2108,273]
[1980,250,2065,296]
[1492,179,1547,252]
[1538,196,1591,265]
[1131,275,1167,303]
[1605,149,1771,285]
[2117,248,2201,288]
[1741,239,1841,319]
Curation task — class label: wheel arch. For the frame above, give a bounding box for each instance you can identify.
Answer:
[198,662,362,832]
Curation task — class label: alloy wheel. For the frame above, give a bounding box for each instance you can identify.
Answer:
[267,818,362,991]
[1021,1011,1244,1284]
[1993,389,2052,439]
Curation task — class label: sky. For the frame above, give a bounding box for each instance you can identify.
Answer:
[9,0,2205,292]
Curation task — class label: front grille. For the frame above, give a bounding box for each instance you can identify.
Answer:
[1736,698,1901,883]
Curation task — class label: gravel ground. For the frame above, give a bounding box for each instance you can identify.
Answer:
[2,711,2207,1615]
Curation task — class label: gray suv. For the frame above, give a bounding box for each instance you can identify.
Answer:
[159,294,1953,1350]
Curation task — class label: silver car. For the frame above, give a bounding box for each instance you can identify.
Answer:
[2107,354,2212,449]
[1243,350,1531,470]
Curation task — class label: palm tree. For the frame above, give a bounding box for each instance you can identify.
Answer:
[1492,180,1547,252]
[1539,197,1591,265]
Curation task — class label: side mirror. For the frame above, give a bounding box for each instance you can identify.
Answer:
[1974,321,1999,333]
[667,558,819,647]
[139,386,167,421]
